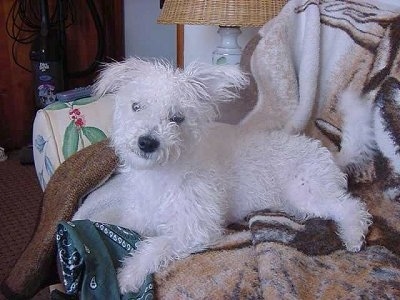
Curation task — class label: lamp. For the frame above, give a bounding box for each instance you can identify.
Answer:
[158,0,286,65]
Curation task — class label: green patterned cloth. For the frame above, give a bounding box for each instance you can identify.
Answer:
[56,220,154,300]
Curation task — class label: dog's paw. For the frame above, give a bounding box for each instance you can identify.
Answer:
[341,221,370,252]
[342,223,370,252]
[344,240,364,252]
[117,256,149,294]
[117,265,145,294]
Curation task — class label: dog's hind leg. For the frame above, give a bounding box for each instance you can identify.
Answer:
[282,172,372,252]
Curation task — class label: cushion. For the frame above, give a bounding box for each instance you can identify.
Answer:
[32,95,115,190]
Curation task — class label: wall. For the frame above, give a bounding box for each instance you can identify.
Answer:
[124,1,259,66]
[124,1,176,63]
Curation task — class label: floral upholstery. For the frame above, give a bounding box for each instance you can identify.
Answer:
[33,95,115,190]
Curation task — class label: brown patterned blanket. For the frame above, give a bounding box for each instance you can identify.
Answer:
[154,179,400,299]
[2,0,400,299]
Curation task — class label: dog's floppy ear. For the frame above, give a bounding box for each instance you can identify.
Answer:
[92,57,151,97]
[184,62,249,103]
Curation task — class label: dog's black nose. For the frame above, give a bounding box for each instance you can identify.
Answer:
[138,135,160,153]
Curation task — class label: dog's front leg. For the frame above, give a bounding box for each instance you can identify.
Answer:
[117,235,187,293]
[117,172,226,293]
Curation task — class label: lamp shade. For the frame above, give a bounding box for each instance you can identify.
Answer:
[158,0,287,27]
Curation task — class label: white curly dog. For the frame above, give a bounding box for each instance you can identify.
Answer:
[73,58,372,293]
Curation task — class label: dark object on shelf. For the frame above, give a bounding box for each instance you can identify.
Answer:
[30,0,65,109]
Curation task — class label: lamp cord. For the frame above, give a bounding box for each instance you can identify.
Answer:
[5,0,105,79]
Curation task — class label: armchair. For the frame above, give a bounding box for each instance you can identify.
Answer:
[2,0,400,299]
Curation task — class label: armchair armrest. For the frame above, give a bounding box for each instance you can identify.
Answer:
[2,139,118,299]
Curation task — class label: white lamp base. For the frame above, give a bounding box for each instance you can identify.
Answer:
[212,26,242,65]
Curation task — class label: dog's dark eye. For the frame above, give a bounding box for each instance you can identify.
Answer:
[169,113,185,124]
[132,102,142,112]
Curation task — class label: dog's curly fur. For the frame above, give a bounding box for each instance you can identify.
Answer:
[73,58,372,293]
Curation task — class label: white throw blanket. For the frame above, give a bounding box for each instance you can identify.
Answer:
[244,0,400,135]
[242,0,400,198]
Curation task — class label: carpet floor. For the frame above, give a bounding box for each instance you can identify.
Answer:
[0,151,50,300]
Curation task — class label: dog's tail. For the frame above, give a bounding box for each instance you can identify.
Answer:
[316,90,376,174]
